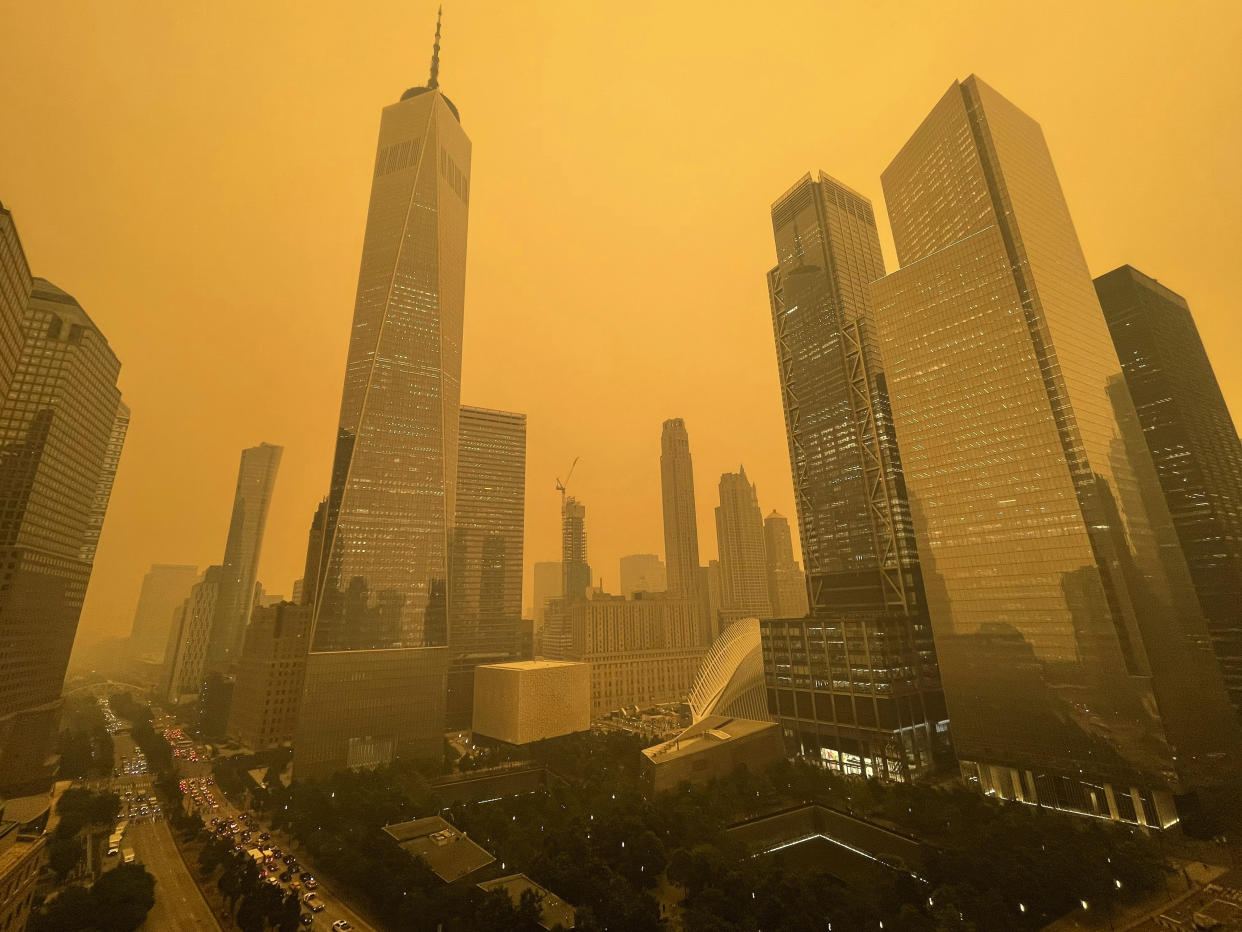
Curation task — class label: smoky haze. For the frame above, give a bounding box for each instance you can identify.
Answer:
[0,0,1237,647]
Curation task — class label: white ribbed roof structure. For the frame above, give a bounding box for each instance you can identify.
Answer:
[687,617,773,724]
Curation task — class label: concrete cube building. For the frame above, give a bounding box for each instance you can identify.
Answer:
[472,660,589,745]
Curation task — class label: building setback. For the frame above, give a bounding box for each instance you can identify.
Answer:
[448,405,526,729]
[870,75,1240,826]
[226,601,311,749]
[762,511,808,619]
[0,277,126,793]
[764,171,944,783]
[660,418,701,598]
[0,202,30,400]
[1094,265,1242,716]
[296,21,470,778]
[714,468,772,622]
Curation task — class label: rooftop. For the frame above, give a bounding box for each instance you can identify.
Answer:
[477,873,576,930]
[383,816,494,884]
[642,715,779,765]
[482,660,585,673]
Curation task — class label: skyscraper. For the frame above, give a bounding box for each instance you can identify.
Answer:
[162,567,222,704]
[1095,265,1242,715]
[207,442,282,668]
[0,278,126,793]
[0,202,30,400]
[763,172,944,782]
[620,553,666,598]
[127,564,202,661]
[532,560,563,628]
[714,468,771,620]
[447,405,526,728]
[296,17,471,778]
[226,601,311,750]
[762,511,808,619]
[561,497,590,603]
[660,418,701,597]
[871,75,1239,825]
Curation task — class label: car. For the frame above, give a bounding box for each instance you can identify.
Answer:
[280,871,292,883]
[299,916,314,927]
[332,923,353,932]
[259,832,271,841]
[302,893,325,912]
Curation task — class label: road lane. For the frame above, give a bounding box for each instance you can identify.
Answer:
[129,819,221,931]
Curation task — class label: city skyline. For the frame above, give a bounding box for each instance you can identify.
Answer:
[1,3,1238,657]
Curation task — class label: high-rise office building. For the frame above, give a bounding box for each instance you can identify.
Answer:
[0,202,30,400]
[762,511,809,619]
[227,601,311,750]
[561,497,591,603]
[206,442,282,668]
[296,19,471,778]
[162,567,222,705]
[1095,266,1242,716]
[763,172,944,782]
[714,468,772,620]
[870,75,1239,825]
[620,553,666,598]
[127,564,202,661]
[0,277,126,794]
[698,561,723,643]
[447,405,526,728]
[532,561,563,629]
[660,418,701,596]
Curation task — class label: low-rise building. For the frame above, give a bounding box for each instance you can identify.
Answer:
[0,818,45,931]
[477,873,576,929]
[542,593,705,718]
[640,715,784,794]
[473,661,590,746]
[383,816,495,884]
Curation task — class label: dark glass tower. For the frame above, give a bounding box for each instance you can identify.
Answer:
[296,17,471,778]
[1095,265,1242,716]
[447,405,526,728]
[763,173,944,782]
[0,278,126,793]
[871,75,1239,826]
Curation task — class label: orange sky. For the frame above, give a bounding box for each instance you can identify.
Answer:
[1,0,1239,647]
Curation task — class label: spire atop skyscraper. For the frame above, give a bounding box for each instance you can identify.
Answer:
[428,6,442,90]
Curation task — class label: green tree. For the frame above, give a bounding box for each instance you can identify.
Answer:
[92,862,157,932]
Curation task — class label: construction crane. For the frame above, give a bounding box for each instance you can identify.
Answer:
[556,457,579,510]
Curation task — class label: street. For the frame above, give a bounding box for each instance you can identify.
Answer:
[103,725,221,931]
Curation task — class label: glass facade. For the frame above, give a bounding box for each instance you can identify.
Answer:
[0,278,125,793]
[561,497,590,602]
[297,80,470,778]
[447,405,526,728]
[207,442,282,668]
[1095,266,1242,716]
[871,76,1239,824]
[764,173,943,782]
